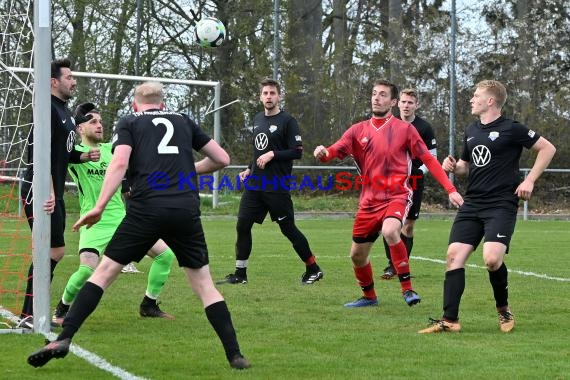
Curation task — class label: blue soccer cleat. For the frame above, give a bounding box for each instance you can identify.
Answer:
[344,296,379,308]
[403,290,421,306]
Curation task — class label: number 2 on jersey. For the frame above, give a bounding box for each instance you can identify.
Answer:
[153,117,179,154]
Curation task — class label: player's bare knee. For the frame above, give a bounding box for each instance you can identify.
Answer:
[402,221,414,236]
[50,246,65,261]
[79,250,99,268]
[483,254,503,271]
[381,225,401,244]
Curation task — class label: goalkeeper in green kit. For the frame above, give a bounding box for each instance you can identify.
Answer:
[52,102,176,324]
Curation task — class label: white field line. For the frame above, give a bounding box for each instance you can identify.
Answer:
[284,253,570,282]
[265,253,570,282]
[1,253,567,378]
[412,256,570,282]
[0,307,147,380]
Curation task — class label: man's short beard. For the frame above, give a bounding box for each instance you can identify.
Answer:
[372,110,389,118]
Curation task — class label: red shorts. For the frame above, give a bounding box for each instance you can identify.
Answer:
[352,199,410,242]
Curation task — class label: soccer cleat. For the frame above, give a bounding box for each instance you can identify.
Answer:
[403,289,421,306]
[418,318,461,334]
[121,262,142,273]
[27,338,71,367]
[216,273,248,285]
[301,270,323,285]
[344,296,379,308]
[52,300,70,326]
[17,315,34,330]
[229,354,251,370]
[380,265,396,280]
[498,309,515,333]
[139,299,175,320]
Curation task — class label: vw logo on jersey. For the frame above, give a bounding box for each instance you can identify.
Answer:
[66,130,77,153]
[472,145,491,167]
[255,133,269,151]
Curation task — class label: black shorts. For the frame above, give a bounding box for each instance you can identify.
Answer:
[407,176,424,221]
[238,190,294,224]
[23,197,66,248]
[449,201,517,252]
[105,206,208,269]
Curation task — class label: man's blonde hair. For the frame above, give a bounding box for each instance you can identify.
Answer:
[134,81,164,105]
[399,88,419,103]
[476,80,507,108]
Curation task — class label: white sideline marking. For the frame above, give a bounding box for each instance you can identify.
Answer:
[0,307,147,380]
[413,256,570,282]
[44,332,148,380]
[1,253,567,377]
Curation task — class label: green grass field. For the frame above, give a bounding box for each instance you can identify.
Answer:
[1,216,569,379]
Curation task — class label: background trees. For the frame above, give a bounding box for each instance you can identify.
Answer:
[3,0,568,205]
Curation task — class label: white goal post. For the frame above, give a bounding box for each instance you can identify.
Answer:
[1,0,224,333]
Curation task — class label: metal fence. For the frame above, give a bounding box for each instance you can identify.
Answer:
[2,167,569,221]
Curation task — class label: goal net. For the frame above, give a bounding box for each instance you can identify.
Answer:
[0,0,35,331]
[1,0,222,333]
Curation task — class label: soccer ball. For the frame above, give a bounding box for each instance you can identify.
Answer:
[195,17,226,47]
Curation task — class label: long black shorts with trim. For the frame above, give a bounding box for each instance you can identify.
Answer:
[23,197,66,248]
[105,206,208,269]
[237,189,295,224]
[449,200,517,252]
[407,176,424,221]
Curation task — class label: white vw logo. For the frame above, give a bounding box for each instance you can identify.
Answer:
[66,130,77,153]
[472,145,491,167]
[255,133,269,150]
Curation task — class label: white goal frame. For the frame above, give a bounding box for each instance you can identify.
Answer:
[10,67,223,333]
[3,0,225,335]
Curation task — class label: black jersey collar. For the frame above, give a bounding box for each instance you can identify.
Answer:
[479,115,506,129]
[51,94,68,106]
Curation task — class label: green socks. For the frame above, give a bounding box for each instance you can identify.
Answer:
[146,248,175,299]
[62,264,94,305]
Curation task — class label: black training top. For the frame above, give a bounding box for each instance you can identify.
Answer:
[23,95,78,200]
[460,116,540,205]
[410,115,437,170]
[247,110,303,192]
[113,109,211,211]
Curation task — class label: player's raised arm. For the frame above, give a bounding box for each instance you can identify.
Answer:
[313,145,329,160]
[195,139,230,175]
[515,136,556,200]
[419,152,463,208]
[443,155,469,177]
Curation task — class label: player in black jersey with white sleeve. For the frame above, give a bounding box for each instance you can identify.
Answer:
[419,80,556,334]
[217,78,323,285]
[381,88,438,279]
[28,81,250,370]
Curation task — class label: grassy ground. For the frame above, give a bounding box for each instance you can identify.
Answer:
[1,212,569,379]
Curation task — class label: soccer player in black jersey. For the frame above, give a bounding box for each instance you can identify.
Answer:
[27,82,250,369]
[381,88,438,279]
[217,78,323,285]
[19,58,99,326]
[419,80,556,334]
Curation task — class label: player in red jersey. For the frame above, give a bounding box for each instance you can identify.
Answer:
[314,79,463,307]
